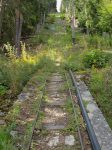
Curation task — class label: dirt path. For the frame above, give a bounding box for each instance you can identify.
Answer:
[31,73,81,150]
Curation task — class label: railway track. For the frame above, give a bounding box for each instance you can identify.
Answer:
[26,70,101,150]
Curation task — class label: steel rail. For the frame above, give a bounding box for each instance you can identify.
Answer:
[27,80,47,150]
[65,73,85,150]
[69,70,101,150]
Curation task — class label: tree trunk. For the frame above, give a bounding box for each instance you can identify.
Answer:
[85,2,89,35]
[15,9,20,50]
[0,0,4,40]
[17,13,23,56]
[15,9,23,57]
[71,1,76,44]
[43,12,46,24]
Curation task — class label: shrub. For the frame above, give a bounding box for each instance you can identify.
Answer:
[86,34,112,49]
[98,4,112,33]
[45,14,55,24]
[89,68,112,128]
[64,50,84,71]
[60,13,65,20]
[83,49,108,68]
[0,127,16,150]
[0,85,8,96]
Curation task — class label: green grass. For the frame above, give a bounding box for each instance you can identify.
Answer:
[43,13,112,129]
[0,128,15,150]
[78,34,112,128]
[63,99,78,133]
[1,12,112,149]
[0,13,69,148]
[61,22,112,128]
[0,66,54,149]
[89,68,112,127]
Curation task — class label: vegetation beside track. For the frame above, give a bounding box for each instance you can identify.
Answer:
[0,13,71,149]
[0,53,56,149]
[61,0,112,129]
[64,25,112,129]
[0,10,112,149]
[0,0,112,149]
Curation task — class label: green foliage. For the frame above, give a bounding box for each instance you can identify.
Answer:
[86,34,112,49]
[60,13,66,20]
[46,14,55,24]
[98,4,112,33]
[83,50,108,68]
[0,85,7,96]
[0,128,15,150]
[63,0,112,34]
[66,24,71,33]
[89,68,112,128]
[64,99,78,132]
[0,0,55,43]
[64,57,83,71]
[0,42,54,96]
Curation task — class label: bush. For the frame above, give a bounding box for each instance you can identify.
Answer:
[89,68,112,128]
[83,50,108,68]
[86,34,112,49]
[98,4,112,33]
[0,85,8,96]
[66,24,71,33]
[60,14,65,20]
[45,14,55,24]
[0,42,53,96]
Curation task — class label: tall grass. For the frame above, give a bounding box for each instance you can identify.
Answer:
[62,28,112,128]
[84,34,112,50]
[89,68,112,128]
[0,42,55,97]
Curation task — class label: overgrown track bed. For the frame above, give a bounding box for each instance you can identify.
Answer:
[69,70,100,150]
[69,70,112,150]
[65,72,91,150]
[28,72,92,150]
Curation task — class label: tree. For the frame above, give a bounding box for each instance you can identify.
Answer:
[14,0,23,56]
[62,0,112,34]
[0,0,5,40]
[0,0,55,54]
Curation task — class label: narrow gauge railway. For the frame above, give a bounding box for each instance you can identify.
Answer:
[25,70,102,150]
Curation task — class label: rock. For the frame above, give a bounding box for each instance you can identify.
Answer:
[0,112,5,117]
[81,91,93,102]
[87,103,98,113]
[43,124,65,130]
[48,136,59,147]
[65,135,75,146]
[88,113,94,119]
[10,131,18,138]
[0,120,6,125]
[18,92,30,101]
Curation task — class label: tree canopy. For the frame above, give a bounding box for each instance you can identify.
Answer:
[0,0,56,43]
[62,0,112,34]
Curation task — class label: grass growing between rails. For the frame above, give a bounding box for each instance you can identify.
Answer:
[0,127,16,150]
[1,12,112,148]
[0,56,56,150]
[0,13,72,149]
[0,24,60,113]
[46,14,112,130]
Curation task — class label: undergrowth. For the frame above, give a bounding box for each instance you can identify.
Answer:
[1,12,112,149]
[63,20,112,128]
[89,68,112,127]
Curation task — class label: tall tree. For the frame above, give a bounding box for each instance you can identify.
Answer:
[0,0,4,39]
[0,0,56,47]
